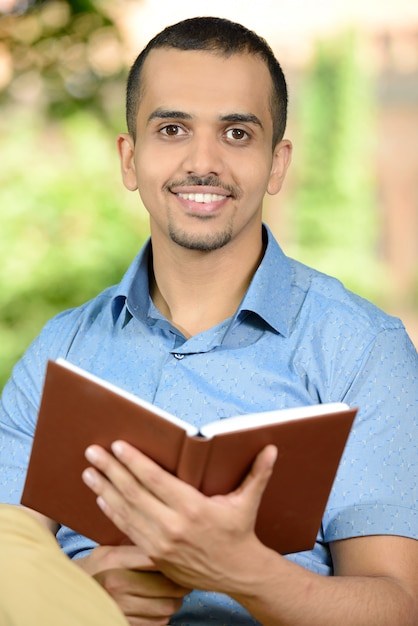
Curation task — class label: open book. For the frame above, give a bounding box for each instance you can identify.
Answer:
[21,359,357,554]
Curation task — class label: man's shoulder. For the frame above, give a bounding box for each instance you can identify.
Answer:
[49,285,119,327]
[43,243,149,337]
[287,257,404,336]
[30,285,122,362]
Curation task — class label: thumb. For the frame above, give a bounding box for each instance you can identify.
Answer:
[234,444,278,510]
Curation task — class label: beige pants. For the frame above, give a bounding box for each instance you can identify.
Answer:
[0,504,128,625]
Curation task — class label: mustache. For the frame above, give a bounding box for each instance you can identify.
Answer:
[165,176,241,198]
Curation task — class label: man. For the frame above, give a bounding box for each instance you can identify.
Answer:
[1,16,417,626]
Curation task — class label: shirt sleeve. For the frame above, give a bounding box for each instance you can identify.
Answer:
[0,342,45,504]
[0,308,83,504]
[322,327,418,541]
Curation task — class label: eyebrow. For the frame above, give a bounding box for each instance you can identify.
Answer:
[148,109,192,123]
[148,108,263,129]
[219,113,263,129]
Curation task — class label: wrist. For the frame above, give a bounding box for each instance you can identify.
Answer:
[221,539,281,598]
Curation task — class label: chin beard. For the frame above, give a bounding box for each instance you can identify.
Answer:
[168,223,233,252]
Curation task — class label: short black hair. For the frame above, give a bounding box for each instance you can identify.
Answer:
[126,16,288,148]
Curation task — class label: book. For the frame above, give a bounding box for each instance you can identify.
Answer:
[21,358,357,555]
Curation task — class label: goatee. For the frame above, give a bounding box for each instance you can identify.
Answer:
[168,220,233,252]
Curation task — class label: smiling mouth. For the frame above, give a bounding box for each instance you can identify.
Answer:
[176,192,228,204]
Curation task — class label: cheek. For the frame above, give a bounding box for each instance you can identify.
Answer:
[135,146,176,190]
[240,160,273,199]
[134,152,157,194]
[134,159,170,217]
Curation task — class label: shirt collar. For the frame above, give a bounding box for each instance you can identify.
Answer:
[111,241,152,324]
[235,225,296,337]
[111,225,301,338]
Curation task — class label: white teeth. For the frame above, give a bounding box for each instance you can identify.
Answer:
[177,192,225,203]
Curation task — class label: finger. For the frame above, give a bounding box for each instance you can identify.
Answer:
[95,569,187,621]
[110,440,204,509]
[81,461,164,542]
[84,445,137,491]
[83,472,163,552]
[97,568,190,598]
[230,444,277,512]
[82,446,185,548]
[83,445,160,511]
[77,545,158,576]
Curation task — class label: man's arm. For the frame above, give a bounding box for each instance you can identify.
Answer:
[82,440,418,626]
[231,534,418,626]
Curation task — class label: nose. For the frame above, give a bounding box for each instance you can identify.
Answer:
[182,131,224,177]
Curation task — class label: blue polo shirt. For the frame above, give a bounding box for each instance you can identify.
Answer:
[1,225,417,624]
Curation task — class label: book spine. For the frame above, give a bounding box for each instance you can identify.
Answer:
[176,436,212,490]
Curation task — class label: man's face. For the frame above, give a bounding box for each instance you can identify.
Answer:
[118,48,291,252]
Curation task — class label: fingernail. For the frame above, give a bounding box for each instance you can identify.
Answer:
[111,440,124,457]
[96,496,107,512]
[269,446,278,468]
[85,446,99,462]
[82,468,96,487]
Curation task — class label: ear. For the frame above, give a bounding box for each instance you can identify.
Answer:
[117,133,138,191]
[267,139,292,196]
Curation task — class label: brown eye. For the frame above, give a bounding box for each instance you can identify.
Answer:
[226,128,248,141]
[162,125,182,136]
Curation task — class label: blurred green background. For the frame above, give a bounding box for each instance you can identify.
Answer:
[1,0,418,389]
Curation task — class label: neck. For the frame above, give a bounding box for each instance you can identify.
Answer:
[149,231,265,338]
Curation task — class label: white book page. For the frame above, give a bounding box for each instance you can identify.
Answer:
[199,402,350,439]
[55,358,199,436]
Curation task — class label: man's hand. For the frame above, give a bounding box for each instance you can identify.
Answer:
[75,544,190,626]
[81,441,277,593]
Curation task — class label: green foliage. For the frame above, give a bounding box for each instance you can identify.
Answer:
[0,1,148,389]
[0,0,125,125]
[0,109,149,389]
[292,31,384,297]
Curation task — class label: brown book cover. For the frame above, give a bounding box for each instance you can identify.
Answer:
[21,359,357,554]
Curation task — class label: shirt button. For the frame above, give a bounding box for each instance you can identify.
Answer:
[173,353,185,360]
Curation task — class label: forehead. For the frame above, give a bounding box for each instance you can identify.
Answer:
[138,48,273,122]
